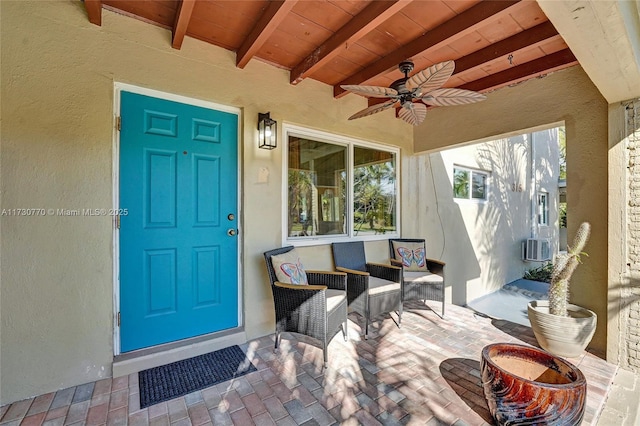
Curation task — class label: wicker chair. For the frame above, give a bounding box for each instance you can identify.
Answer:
[263,246,348,366]
[388,238,445,316]
[331,241,402,339]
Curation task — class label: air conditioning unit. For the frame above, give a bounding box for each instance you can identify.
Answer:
[524,238,551,261]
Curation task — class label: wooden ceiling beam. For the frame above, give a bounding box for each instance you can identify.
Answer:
[172,0,196,50]
[454,21,559,75]
[334,0,522,98]
[366,37,571,109]
[85,0,102,26]
[459,48,578,93]
[382,49,575,114]
[236,0,298,69]
[290,0,411,85]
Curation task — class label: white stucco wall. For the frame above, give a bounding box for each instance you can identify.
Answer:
[404,131,560,304]
[0,1,412,404]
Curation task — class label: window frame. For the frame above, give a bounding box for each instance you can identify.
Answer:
[452,165,490,203]
[537,191,549,226]
[282,123,400,246]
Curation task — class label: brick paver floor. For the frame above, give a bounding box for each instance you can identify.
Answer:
[0,301,617,425]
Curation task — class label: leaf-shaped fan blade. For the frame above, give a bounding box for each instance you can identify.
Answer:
[348,100,398,120]
[405,60,455,94]
[398,102,427,126]
[421,88,487,106]
[340,85,398,98]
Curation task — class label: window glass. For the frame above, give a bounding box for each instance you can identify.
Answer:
[537,192,549,226]
[453,168,470,199]
[287,137,347,238]
[472,173,487,199]
[353,147,397,235]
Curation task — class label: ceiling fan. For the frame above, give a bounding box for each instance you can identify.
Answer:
[341,60,487,126]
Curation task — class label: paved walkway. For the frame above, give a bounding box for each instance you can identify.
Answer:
[0,301,621,425]
[466,279,549,327]
[597,367,640,426]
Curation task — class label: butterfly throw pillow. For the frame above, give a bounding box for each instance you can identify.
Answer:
[392,241,428,272]
[271,249,309,285]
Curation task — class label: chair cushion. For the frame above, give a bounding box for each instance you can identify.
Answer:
[368,276,401,296]
[271,249,309,285]
[326,289,346,311]
[403,271,443,284]
[392,241,428,272]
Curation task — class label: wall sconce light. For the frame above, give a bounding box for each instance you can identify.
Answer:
[258,112,277,150]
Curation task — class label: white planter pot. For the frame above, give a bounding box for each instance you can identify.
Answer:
[527,300,597,358]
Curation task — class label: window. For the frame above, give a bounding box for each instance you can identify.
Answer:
[537,191,549,226]
[453,166,488,201]
[285,126,398,241]
[353,146,397,236]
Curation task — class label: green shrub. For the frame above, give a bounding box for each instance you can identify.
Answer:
[523,262,553,283]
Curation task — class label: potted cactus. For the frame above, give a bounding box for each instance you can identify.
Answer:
[527,222,597,358]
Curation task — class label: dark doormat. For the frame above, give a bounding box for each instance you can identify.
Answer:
[138,345,256,408]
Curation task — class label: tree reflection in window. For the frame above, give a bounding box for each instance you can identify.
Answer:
[288,169,315,237]
[353,147,396,235]
[453,168,470,199]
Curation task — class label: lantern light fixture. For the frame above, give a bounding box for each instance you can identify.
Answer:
[258,112,277,150]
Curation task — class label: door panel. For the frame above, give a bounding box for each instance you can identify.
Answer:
[119,91,238,352]
[146,150,177,227]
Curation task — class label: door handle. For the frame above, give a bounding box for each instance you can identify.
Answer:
[227,229,237,236]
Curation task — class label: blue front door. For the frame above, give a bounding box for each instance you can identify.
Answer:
[119,91,238,352]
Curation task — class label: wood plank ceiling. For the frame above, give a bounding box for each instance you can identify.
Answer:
[85,0,577,107]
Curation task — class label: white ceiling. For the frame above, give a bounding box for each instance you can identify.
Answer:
[538,0,640,104]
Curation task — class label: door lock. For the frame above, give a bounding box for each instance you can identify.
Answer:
[227,229,237,236]
[227,213,235,221]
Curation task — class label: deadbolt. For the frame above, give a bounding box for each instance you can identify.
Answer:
[227,213,235,221]
[227,229,237,236]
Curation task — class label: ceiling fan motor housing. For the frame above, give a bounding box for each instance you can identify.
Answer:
[399,60,414,75]
[391,60,415,95]
[390,78,409,95]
